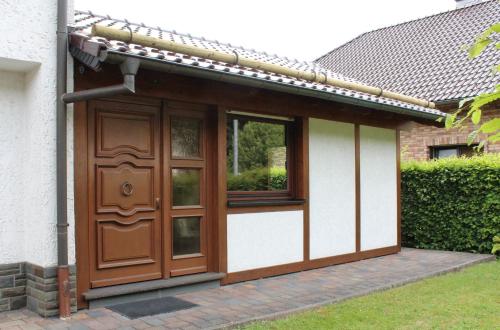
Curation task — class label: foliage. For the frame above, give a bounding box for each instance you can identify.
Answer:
[440,22,500,148]
[401,154,500,254]
[172,170,200,206]
[227,167,287,191]
[493,235,500,255]
[227,120,286,173]
[245,261,500,330]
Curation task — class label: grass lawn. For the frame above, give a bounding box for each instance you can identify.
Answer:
[244,261,499,330]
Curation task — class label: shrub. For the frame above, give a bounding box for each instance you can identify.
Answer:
[227,167,287,191]
[401,154,500,254]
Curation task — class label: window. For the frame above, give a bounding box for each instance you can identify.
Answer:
[226,113,294,200]
[430,144,480,159]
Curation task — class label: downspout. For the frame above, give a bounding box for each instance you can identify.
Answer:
[56,0,71,319]
[62,57,140,103]
[57,2,140,318]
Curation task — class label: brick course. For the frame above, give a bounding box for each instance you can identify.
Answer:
[25,263,77,317]
[401,108,500,160]
[0,262,76,316]
[0,263,26,312]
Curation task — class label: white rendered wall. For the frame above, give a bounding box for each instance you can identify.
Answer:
[360,126,397,251]
[0,0,75,267]
[227,211,303,273]
[0,71,28,263]
[309,119,356,259]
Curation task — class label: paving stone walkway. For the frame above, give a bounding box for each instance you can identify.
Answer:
[0,248,494,329]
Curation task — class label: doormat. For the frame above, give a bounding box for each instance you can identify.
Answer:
[107,296,198,319]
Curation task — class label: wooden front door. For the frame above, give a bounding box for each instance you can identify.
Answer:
[86,99,211,289]
[88,100,162,288]
[163,103,210,277]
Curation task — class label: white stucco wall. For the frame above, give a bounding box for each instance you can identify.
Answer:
[227,211,304,273]
[309,119,356,259]
[0,0,75,267]
[360,126,397,251]
[0,71,28,263]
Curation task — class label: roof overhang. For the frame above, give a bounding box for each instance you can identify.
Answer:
[69,34,446,122]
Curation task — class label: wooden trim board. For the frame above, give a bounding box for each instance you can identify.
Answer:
[74,66,403,305]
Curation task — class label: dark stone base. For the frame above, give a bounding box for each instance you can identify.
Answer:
[0,263,26,313]
[0,262,76,317]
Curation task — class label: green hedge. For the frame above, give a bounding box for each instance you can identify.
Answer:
[227,167,287,191]
[401,154,500,254]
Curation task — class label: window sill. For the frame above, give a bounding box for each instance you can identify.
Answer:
[227,199,306,208]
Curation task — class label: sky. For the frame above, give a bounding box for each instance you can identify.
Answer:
[74,0,457,62]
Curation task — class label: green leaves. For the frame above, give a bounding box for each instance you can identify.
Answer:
[467,130,478,145]
[445,84,500,149]
[453,23,499,149]
[444,113,456,129]
[492,235,500,255]
[468,39,491,58]
[468,23,500,58]
[401,154,500,255]
[471,109,481,125]
[479,118,500,134]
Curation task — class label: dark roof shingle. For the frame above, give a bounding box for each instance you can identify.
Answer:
[315,0,500,102]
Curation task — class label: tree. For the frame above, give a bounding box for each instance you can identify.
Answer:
[441,22,500,149]
[227,120,286,173]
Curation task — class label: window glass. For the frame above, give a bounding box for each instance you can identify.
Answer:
[171,117,201,158]
[172,217,201,256]
[431,144,480,159]
[172,169,200,206]
[437,148,458,159]
[227,116,288,192]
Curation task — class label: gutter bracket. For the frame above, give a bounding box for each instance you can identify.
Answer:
[62,57,140,104]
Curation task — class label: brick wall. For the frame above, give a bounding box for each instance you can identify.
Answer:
[0,263,26,312]
[401,108,500,161]
[26,264,77,317]
[0,262,76,317]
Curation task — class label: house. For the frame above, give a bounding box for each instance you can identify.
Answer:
[315,0,500,160]
[0,0,445,317]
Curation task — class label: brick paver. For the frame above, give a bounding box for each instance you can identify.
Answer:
[0,248,493,329]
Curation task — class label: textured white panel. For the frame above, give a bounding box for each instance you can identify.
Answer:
[0,0,75,266]
[309,119,356,259]
[227,211,303,273]
[0,71,27,264]
[360,126,397,251]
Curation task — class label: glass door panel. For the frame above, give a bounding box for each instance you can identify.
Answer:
[164,106,209,277]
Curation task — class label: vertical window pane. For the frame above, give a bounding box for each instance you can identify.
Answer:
[172,169,200,206]
[227,116,288,191]
[171,117,201,158]
[173,217,201,256]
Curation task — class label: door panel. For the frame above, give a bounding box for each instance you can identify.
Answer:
[96,110,155,158]
[97,218,155,268]
[88,100,162,288]
[163,104,210,277]
[96,163,155,215]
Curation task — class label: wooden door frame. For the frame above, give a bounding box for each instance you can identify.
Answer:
[162,102,212,277]
[74,96,221,308]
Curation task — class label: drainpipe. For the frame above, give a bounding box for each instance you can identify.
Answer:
[56,0,71,319]
[56,0,140,319]
[62,57,140,103]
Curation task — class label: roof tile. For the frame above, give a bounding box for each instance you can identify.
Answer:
[315,1,499,102]
[70,10,445,117]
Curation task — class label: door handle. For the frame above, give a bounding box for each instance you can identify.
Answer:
[155,198,161,210]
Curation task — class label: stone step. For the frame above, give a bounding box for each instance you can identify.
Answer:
[84,272,225,309]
